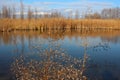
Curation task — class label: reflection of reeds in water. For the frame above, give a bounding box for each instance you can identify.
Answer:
[0,30,120,46]
[11,39,88,80]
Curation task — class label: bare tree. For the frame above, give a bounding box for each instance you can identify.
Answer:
[27,6,33,20]
[86,7,92,19]
[0,10,2,18]
[101,7,120,19]
[8,7,12,18]
[101,9,107,19]
[85,12,101,19]
[67,10,73,19]
[2,6,9,18]
[35,8,38,19]
[20,0,24,19]
[12,6,16,19]
[75,10,79,19]
[50,11,61,18]
[115,7,120,19]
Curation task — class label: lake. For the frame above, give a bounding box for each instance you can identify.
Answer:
[0,30,120,80]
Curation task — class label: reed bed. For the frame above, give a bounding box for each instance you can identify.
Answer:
[0,18,120,32]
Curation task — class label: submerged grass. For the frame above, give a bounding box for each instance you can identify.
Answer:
[0,18,120,32]
[11,38,88,80]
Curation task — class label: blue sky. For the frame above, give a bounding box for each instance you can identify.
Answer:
[22,0,120,7]
[0,0,120,15]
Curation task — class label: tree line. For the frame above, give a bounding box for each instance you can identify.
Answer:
[0,2,120,19]
[85,7,120,19]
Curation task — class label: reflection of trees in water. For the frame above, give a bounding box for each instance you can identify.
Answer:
[80,36,110,53]
[101,36,120,44]
[92,42,111,52]
[0,32,11,45]
[11,38,88,80]
[79,36,111,80]
[0,30,114,61]
[0,30,120,45]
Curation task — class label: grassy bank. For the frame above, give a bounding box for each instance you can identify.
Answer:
[0,18,120,32]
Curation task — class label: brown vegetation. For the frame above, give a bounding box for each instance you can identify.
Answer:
[0,2,120,32]
[0,18,120,32]
[11,39,88,80]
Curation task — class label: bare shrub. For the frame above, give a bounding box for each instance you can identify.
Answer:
[11,38,88,80]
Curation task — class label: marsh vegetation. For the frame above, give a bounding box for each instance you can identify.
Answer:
[1,19,120,32]
[0,1,120,32]
[11,38,88,80]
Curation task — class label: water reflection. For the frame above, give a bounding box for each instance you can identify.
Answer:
[0,30,120,45]
[0,30,120,80]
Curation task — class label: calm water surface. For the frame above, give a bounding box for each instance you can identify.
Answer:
[0,30,120,80]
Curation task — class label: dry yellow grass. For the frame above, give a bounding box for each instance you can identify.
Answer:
[0,18,120,32]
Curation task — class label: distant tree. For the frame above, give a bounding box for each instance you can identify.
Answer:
[86,7,93,19]
[2,6,9,18]
[101,7,120,19]
[75,10,79,19]
[101,8,109,19]
[67,10,73,19]
[27,6,33,20]
[20,0,24,19]
[34,8,38,19]
[50,11,62,18]
[85,12,101,19]
[8,7,11,18]
[0,10,2,18]
[91,13,101,19]
[12,6,16,19]
[114,7,120,19]
[44,14,49,18]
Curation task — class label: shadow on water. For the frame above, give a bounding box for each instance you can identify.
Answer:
[0,30,120,80]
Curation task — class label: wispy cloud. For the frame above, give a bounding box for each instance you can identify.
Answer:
[32,1,113,7]
[64,9,73,12]
[27,1,113,13]
[0,0,14,6]
[0,0,114,14]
